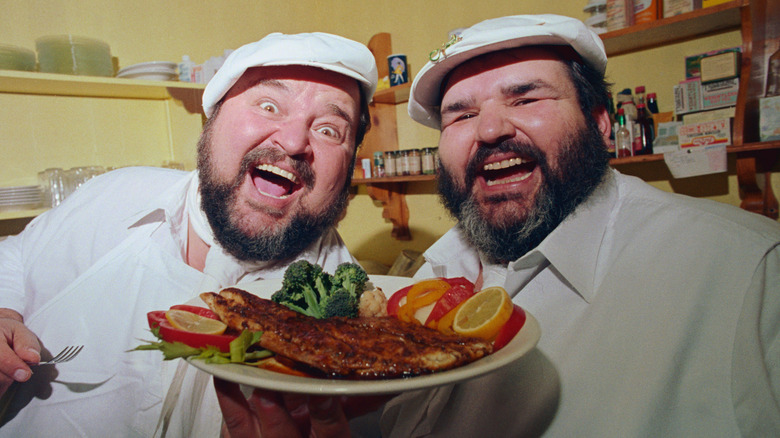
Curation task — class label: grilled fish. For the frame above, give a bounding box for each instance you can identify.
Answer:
[200,287,492,379]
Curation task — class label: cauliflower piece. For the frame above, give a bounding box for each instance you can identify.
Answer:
[358,287,388,317]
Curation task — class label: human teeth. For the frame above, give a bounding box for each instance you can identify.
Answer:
[485,172,533,186]
[482,157,528,171]
[255,164,298,183]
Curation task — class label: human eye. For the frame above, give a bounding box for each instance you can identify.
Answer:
[258,101,279,113]
[315,125,344,141]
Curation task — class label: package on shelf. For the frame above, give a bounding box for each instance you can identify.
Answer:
[674,78,702,114]
[653,121,683,154]
[177,49,234,83]
[760,95,780,142]
[700,50,740,83]
[606,0,634,31]
[633,0,659,24]
[677,118,731,149]
[663,0,697,18]
[682,107,735,124]
[685,47,741,79]
[701,78,738,110]
[702,0,731,7]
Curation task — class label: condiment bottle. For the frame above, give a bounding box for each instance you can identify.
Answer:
[766,48,780,97]
[646,92,659,114]
[634,103,654,155]
[615,108,632,158]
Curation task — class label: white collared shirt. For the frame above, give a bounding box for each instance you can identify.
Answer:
[380,169,780,437]
[0,167,355,437]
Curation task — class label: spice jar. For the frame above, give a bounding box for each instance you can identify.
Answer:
[384,150,396,177]
[407,149,422,175]
[422,148,436,175]
[372,151,385,178]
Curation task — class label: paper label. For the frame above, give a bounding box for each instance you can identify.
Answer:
[663,145,727,178]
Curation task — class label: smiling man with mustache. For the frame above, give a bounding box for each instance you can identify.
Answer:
[0,32,377,437]
[371,14,779,438]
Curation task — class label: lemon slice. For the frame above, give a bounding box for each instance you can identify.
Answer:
[452,287,513,340]
[165,309,228,335]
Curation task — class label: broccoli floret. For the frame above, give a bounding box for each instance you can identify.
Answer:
[332,262,369,297]
[273,261,367,319]
[321,288,359,319]
[272,260,325,310]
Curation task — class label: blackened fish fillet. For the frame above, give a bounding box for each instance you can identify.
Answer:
[200,287,492,378]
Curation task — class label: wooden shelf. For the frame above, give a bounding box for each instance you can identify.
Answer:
[0,69,205,99]
[372,82,410,104]
[352,173,435,185]
[610,140,780,165]
[0,207,49,221]
[600,1,746,56]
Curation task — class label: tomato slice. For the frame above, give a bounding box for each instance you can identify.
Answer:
[424,284,474,326]
[441,277,475,292]
[387,285,412,317]
[147,309,236,352]
[492,305,526,351]
[170,304,220,320]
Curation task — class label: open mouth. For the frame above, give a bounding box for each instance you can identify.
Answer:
[251,163,301,199]
[480,157,536,187]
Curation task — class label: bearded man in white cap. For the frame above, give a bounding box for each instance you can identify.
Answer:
[382,13,778,437]
[222,15,779,438]
[0,32,377,436]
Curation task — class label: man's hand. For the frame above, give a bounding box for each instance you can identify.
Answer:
[215,377,392,438]
[0,309,41,396]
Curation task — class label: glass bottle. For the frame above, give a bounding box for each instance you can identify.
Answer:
[767,48,780,97]
[615,108,632,158]
[372,151,385,178]
[384,150,396,177]
[646,92,659,114]
[408,149,422,175]
[634,85,646,106]
[421,148,436,175]
[635,103,654,155]
[617,88,637,122]
[606,92,617,155]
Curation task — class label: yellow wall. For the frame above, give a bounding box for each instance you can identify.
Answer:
[2,0,776,265]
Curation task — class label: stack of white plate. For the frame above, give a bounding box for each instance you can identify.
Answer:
[116,61,178,81]
[0,185,43,212]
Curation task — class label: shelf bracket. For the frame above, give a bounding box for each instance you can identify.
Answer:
[736,150,779,219]
[365,183,411,240]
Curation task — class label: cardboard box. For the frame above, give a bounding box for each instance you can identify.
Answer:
[674,78,702,114]
[701,78,738,110]
[653,122,683,153]
[677,118,731,148]
[703,0,731,6]
[759,95,780,142]
[700,51,740,83]
[682,107,735,124]
[685,47,741,79]
[664,0,697,17]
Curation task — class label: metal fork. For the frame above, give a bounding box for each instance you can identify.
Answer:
[34,345,84,366]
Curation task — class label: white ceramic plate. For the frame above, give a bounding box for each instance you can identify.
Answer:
[186,275,541,395]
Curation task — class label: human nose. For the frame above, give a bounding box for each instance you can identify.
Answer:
[271,118,311,157]
[475,104,515,145]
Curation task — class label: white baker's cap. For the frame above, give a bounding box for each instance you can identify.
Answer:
[202,32,378,117]
[409,14,607,129]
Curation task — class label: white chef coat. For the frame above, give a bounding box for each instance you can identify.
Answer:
[0,167,355,437]
[377,169,780,437]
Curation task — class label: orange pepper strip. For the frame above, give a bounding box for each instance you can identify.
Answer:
[397,279,450,324]
[435,300,467,335]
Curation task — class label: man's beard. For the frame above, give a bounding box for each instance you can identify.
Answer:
[437,119,611,265]
[196,129,351,263]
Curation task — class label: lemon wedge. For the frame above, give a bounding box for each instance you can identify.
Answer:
[165,309,228,335]
[452,286,513,340]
